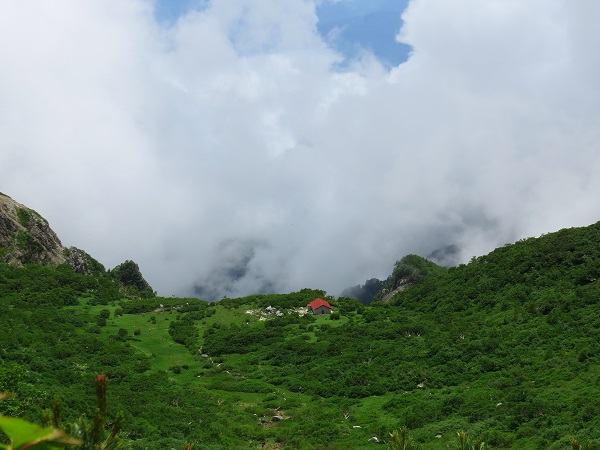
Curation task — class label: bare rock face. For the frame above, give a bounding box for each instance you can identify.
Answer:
[380,279,414,302]
[0,193,64,266]
[0,193,104,274]
[63,246,106,275]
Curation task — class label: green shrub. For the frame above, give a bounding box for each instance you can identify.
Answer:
[15,207,32,227]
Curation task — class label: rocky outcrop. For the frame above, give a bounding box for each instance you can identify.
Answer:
[379,279,414,302]
[0,193,104,274]
[63,246,106,275]
[110,260,152,292]
[0,193,64,266]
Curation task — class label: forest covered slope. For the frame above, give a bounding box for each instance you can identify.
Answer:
[1,194,599,448]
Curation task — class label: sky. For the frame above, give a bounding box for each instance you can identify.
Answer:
[1,0,600,300]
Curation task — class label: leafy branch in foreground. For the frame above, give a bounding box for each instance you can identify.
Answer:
[0,416,81,450]
[0,393,81,450]
[1,377,198,450]
[1,375,122,450]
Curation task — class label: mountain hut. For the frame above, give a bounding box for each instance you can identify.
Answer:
[307,298,332,315]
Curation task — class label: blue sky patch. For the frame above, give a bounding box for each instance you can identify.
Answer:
[153,0,411,67]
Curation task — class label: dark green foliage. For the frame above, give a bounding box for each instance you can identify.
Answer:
[203,322,283,355]
[15,230,44,263]
[194,222,600,445]
[0,263,88,307]
[15,207,32,227]
[89,277,122,305]
[336,297,365,314]
[5,221,600,448]
[109,260,154,294]
[373,254,445,302]
[168,314,199,352]
[340,277,384,304]
[391,254,445,282]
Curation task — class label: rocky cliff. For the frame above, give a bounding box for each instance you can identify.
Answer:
[0,192,104,274]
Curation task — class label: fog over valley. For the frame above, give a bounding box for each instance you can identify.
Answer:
[2,0,599,299]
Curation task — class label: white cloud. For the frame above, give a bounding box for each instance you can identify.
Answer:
[2,0,600,299]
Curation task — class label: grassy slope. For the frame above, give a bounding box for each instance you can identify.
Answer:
[103,298,592,449]
[76,298,401,448]
[109,301,379,449]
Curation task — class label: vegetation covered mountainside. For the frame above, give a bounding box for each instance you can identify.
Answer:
[1,194,600,448]
[341,254,446,304]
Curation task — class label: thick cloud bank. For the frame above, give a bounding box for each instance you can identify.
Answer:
[1,0,600,299]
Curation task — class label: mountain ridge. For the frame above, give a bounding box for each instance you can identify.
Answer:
[0,192,151,289]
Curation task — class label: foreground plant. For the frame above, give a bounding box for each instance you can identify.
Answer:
[387,428,421,450]
[1,377,198,450]
[571,438,593,450]
[456,430,485,450]
[47,375,124,450]
[0,416,82,450]
[0,393,81,450]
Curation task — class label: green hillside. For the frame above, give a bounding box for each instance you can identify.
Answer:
[2,221,600,448]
